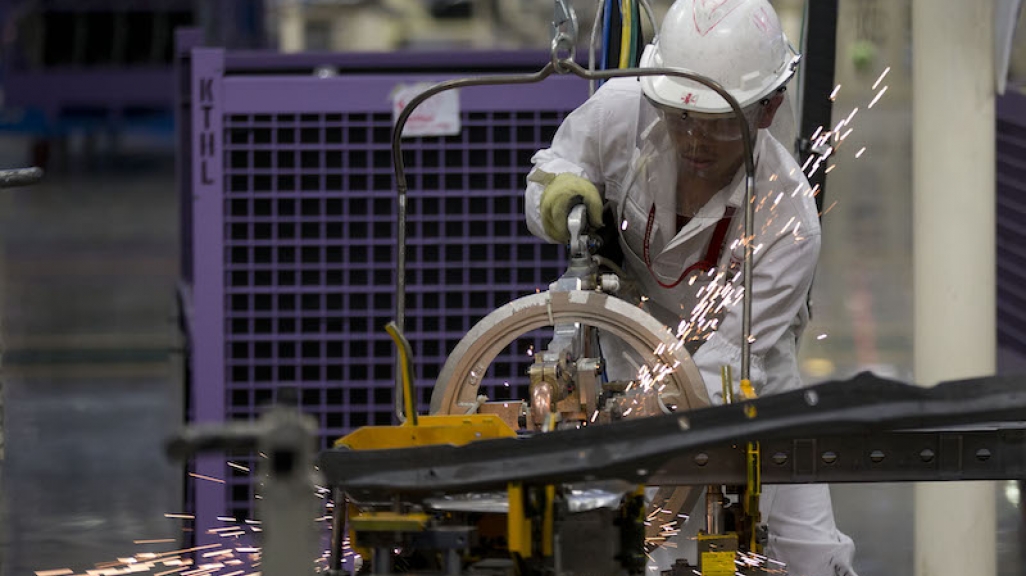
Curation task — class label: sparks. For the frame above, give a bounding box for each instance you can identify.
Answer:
[856,147,867,159]
[817,334,828,340]
[134,539,177,545]
[189,473,226,485]
[872,66,891,90]
[227,462,251,473]
[829,84,841,101]
[154,568,190,576]
[808,159,823,177]
[868,85,888,109]
[780,217,796,234]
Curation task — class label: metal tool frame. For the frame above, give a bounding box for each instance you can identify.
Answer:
[390,2,762,421]
[319,372,1026,495]
[651,426,1026,485]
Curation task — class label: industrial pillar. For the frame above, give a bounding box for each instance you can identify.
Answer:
[912,1,996,576]
[278,0,305,52]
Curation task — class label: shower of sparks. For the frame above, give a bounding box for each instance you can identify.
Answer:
[52,492,358,576]
[832,117,847,136]
[873,67,891,90]
[868,85,888,109]
[808,159,823,177]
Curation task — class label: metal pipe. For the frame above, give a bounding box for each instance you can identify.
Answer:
[0,167,43,188]
[638,0,658,38]
[391,59,757,394]
[705,486,724,534]
[588,0,605,96]
[328,488,346,574]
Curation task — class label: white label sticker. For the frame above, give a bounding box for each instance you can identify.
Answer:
[392,83,461,138]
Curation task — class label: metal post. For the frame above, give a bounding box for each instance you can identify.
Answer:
[912,1,996,575]
[329,488,347,575]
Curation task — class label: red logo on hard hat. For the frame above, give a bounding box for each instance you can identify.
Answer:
[693,0,746,36]
[752,7,772,33]
[682,93,699,105]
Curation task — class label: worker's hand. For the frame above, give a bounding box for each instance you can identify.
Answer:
[537,173,604,244]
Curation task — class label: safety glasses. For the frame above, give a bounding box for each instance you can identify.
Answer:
[646,97,767,142]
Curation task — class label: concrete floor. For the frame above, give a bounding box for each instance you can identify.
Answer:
[0,143,184,575]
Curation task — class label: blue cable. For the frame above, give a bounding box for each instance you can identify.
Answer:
[599,0,614,88]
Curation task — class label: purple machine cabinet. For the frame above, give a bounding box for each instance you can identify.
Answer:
[997,90,1026,366]
[184,47,589,538]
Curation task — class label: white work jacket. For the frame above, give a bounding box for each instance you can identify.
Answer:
[526,77,819,402]
[525,78,858,576]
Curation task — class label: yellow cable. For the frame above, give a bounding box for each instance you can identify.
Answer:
[385,321,418,426]
[619,0,632,68]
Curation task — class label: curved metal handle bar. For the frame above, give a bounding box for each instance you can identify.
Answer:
[391,58,758,419]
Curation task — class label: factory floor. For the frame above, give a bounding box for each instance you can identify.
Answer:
[0,125,1023,576]
[0,138,184,575]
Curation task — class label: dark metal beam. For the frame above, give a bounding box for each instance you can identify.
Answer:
[651,428,1026,485]
[318,373,1026,494]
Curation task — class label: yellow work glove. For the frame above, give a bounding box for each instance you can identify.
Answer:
[534,172,604,244]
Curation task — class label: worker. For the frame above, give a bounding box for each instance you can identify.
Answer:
[524,0,857,574]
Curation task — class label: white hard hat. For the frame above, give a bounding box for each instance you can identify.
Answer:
[639,0,801,114]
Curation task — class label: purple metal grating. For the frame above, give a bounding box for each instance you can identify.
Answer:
[187,47,589,531]
[997,91,1026,359]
